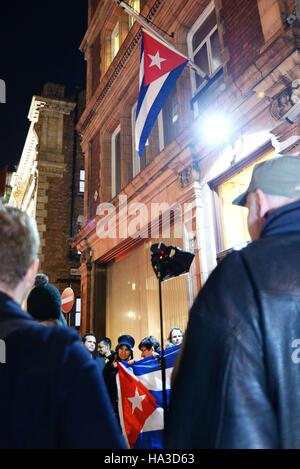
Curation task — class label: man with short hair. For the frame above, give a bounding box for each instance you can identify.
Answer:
[82,333,97,355]
[82,333,105,373]
[98,337,113,363]
[166,155,300,449]
[0,205,125,449]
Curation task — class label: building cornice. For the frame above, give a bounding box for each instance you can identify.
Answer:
[77,0,164,140]
[80,0,115,55]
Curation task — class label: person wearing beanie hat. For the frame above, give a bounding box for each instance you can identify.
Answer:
[103,334,135,426]
[115,334,135,359]
[27,274,67,327]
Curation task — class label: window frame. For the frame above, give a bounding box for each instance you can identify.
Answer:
[187,2,222,97]
[79,169,85,194]
[208,141,274,256]
[111,125,121,198]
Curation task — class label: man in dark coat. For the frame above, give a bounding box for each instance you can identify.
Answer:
[0,205,125,449]
[82,332,105,373]
[165,155,300,448]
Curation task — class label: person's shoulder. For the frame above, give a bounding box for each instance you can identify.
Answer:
[208,247,247,282]
[20,321,80,348]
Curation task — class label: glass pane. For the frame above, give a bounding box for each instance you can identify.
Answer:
[115,131,121,195]
[79,181,85,193]
[80,170,85,181]
[111,23,120,59]
[211,30,222,72]
[106,238,189,356]
[217,150,275,250]
[129,0,140,28]
[194,45,209,88]
[192,10,217,52]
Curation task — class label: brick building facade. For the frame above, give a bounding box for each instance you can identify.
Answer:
[75,0,300,350]
[9,83,85,327]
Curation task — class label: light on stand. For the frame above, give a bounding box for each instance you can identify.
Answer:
[150,243,195,426]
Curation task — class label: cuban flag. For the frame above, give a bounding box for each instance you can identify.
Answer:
[135,30,188,157]
[116,345,180,449]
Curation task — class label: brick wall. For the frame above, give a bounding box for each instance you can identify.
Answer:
[221,0,265,80]
[34,86,84,310]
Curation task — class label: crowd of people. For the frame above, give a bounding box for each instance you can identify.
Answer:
[81,330,184,426]
[1,154,300,448]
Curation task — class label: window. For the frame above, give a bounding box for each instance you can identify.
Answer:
[75,298,81,327]
[112,126,121,198]
[162,85,179,146]
[79,170,85,193]
[131,103,164,177]
[215,150,275,253]
[129,0,140,29]
[188,3,222,94]
[106,239,190,353]
[111,22,120,60]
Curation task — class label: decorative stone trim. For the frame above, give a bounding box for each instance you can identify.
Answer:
[178,161,200,188]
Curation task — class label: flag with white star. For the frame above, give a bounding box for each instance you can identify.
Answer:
[135,29,188,157]
[116,345,180,449]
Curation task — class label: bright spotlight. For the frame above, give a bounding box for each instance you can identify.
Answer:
[200,113,232,144]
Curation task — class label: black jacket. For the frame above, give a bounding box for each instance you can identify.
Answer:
[165,200,300,448]
[0,292,125,449]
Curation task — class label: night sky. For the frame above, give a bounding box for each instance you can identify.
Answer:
[0,1,87,169]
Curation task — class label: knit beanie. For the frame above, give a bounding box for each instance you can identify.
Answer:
[27,274,62,321]
[116,334,135,351]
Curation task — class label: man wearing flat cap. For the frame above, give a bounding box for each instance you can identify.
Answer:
[166,155,300,449]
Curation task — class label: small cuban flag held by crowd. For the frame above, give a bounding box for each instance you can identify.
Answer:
[135,30,188,157]
[116,345,180,449]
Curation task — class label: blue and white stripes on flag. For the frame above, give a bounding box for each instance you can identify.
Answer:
[118,345,180,449]
[135,30,188,157]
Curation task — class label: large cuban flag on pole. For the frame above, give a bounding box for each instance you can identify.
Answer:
[116,345,180,449]
[135,30,188,157]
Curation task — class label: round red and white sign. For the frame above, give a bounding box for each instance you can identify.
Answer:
[61,287,75,314]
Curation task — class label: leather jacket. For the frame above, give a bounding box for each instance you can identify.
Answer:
[166,200,300,448]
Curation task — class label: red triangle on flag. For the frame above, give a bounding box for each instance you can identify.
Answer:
[117,362,157,449]
[143,30,188,86]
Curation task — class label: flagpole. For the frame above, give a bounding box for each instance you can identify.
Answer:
[115,0,209,81]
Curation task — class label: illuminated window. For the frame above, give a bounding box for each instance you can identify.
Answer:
[111,22,120,60]
[129,0,140,29]
[79,170,85,193]
[187,3,222,94]
[216,151,275,251]
[75,298,81,327]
